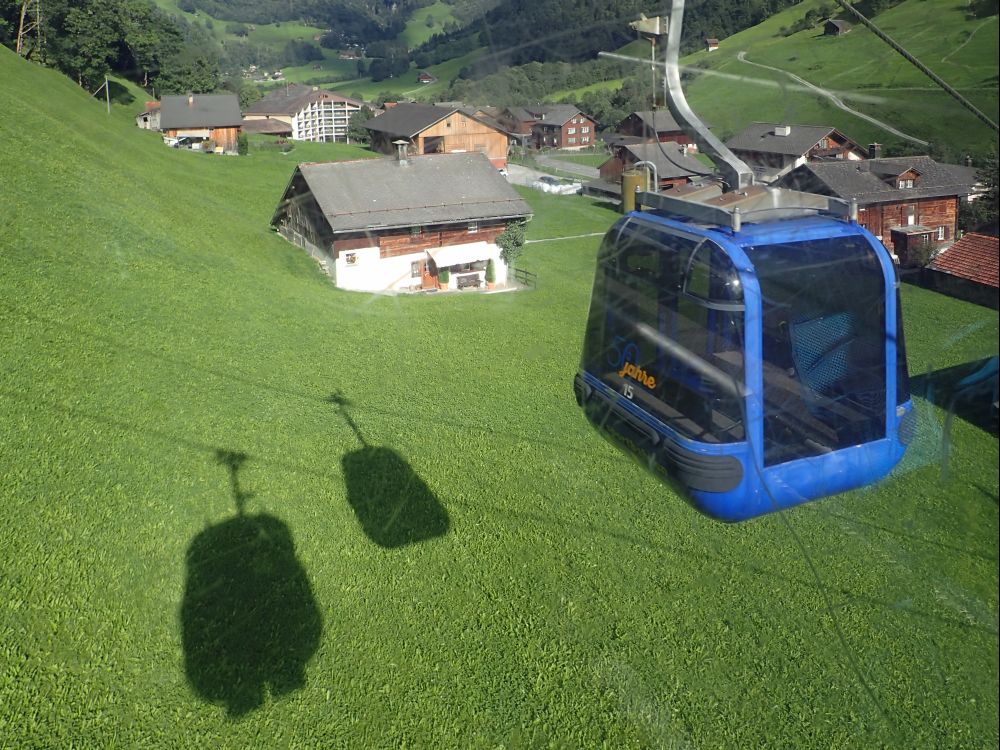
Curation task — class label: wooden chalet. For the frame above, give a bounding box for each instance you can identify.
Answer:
[270,152,532,293]
[725,123,868,183]
[494,105,597,150]
[363,103,509,169]
[776,156,979,257]
[158,93,242,153]
[587,141,705,200]
[614,110,698,148]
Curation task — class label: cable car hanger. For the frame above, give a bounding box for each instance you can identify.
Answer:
[635,0,861,230]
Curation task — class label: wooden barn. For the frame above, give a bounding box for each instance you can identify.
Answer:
[158,93,242,153]
[364,103,510,169]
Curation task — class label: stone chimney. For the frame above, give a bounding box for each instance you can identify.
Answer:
[774,125,791,137]
[868,143,882,159]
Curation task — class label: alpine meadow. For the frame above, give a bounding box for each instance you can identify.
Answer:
[1,5,999,749]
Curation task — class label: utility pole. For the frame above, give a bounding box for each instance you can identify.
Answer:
[16,0,43,59]
[630,14,666,110]
[91,77,111,115]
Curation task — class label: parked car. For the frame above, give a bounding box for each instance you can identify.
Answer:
[532,175,581,195]
[532,175,560,193]
[171,136,203,149]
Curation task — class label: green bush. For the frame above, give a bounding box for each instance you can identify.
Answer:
[438,267,450,284]
[237,133,249,156]
[497,220,527,266]
[485,258,496,284]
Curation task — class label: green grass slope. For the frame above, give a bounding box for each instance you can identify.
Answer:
[684,0,998,152]
[1,46,998,748]
[548,0,996,154]
[400,0,461,49]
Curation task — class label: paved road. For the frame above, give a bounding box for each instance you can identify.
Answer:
[534,154,600,180]
[736,51,929,146]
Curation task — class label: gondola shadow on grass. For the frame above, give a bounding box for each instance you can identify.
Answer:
[180,449,322,718]
[909,356,999,482]
[327,392,450,549]
[910,356,999,436]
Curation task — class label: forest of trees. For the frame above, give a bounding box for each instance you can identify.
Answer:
[0,0,220,92]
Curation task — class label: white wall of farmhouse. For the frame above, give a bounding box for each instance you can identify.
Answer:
[332,242,508,293]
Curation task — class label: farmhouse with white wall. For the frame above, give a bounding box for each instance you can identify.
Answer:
[270,152,532,293]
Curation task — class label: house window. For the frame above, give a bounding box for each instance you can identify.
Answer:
[568,137,576,144]
[345,252,358,265]
[898,179,914,189]
[411,226,422,237]
[581,127,590,133]
[468,221,479,233]
[411,261,421,278]
[567,127,576,134]
[453,261,487,273]
[936,226,946,241]
[905,205,916,226]
[581,136,590,144]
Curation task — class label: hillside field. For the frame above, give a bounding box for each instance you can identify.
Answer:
[1,45,998,749]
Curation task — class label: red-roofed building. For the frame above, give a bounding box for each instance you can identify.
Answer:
[925,232,999,309]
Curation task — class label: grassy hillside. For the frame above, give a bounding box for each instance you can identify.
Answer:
[1,45,998,749]
[400,0,461,49]
[547,0,996,154]
[686,0,998,151]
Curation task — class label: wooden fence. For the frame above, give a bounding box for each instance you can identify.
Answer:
[510,267,537,288]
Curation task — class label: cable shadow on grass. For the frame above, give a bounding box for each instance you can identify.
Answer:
[328,392,449,549]
[180,449,322,718]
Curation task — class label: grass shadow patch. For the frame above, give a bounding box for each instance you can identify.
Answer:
[342,445,449,548]
[107,80,135,106]
[180,451,322,718]
[910,356,998,435]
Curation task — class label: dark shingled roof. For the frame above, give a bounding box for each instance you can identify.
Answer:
[615,142,709,179]
[779,156,979,203]
[530,104,584,127]
[629,110,682,132]
[928,232,999,288]
[273,153,532,233]
[726,122,839,156]
[244,85,361,116]
[363,102,455,137]
[241,118,293,135]
[159,93,242,129]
